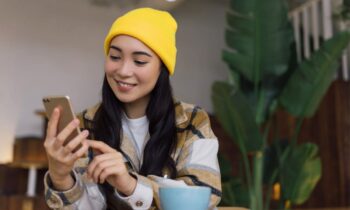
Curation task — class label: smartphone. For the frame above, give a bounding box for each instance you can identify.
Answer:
[42,96,82,149]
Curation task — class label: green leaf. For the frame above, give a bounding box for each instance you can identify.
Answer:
[220,178,250,207]
[279,30,350,117]
[280,143,322,205]
[223,0,293,84]
[211,81,263,152]
[345,0,350,8]
[263,139,289,184]
[218,154,233,182]
[221,181,237,206]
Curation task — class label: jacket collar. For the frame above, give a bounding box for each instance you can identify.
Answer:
[174,101,188,126]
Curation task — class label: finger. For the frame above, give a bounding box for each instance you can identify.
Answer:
[92,159,118,183]
[59,140,89,164]
[62,130,89,155]
[46,108,60,139]
[92,149,102,156]
[72,141,90,161]
[54,118,80,148]
[86,140,115,154]
[87,153,119,177]
[99,167,121,184]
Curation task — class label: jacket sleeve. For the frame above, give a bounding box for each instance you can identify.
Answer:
[127,108,222,210]
[175,108,222,208]
[43,166,106,210]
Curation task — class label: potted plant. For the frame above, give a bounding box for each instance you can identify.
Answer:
[211,0,350,210]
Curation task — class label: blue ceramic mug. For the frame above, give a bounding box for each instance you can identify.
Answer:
[159,186,211,210]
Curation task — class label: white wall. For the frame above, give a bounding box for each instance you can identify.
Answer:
[171,0,229,112]
[0,0,229,163]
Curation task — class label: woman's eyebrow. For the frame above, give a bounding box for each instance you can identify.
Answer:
[110,45,122,52]
[133,51,152,57]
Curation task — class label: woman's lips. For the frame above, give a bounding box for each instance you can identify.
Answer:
[115,80,136,92]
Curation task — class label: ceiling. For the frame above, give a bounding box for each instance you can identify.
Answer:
[89,0,187,11]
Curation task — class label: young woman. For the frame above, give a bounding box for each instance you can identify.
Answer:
[43,8,221,210]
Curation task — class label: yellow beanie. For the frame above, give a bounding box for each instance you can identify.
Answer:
[104,8,177,75]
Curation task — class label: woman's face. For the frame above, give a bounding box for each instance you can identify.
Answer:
[105,35,161,106]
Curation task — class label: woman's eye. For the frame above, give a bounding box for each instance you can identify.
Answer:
[110,55,121,60]
[135,60,148,65]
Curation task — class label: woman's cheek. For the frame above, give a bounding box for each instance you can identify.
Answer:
[104,62,114,74]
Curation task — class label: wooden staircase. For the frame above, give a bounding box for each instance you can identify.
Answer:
[288,0,350,81]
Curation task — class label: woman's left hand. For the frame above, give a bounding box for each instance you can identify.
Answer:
[86,140,137,196]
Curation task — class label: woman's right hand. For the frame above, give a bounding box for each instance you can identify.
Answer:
[44,107,90,190]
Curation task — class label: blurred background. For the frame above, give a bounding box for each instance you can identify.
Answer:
[0,0,349,209]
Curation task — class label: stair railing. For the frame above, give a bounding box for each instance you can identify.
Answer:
[289,0,349,81]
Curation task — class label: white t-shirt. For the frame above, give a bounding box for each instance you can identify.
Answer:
[122,113,149,161]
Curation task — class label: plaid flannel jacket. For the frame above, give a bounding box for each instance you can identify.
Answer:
[44,101,222,209]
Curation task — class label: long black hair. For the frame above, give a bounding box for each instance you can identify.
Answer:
[92,64,178,178]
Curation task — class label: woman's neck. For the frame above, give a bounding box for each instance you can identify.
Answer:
[123,96,149,119]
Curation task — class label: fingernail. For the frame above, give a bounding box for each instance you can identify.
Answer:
[83,130,89,136]
[74,119,80,125]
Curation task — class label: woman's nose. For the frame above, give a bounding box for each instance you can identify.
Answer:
[117,60,133,77]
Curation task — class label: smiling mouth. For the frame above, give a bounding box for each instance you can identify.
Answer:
[115,80,137,87]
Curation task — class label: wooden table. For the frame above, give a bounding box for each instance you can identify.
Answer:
[294,209,350,210]
[218,208,350,210]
